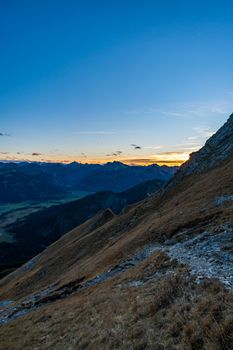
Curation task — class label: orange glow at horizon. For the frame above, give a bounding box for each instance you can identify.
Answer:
[0,151,190,167]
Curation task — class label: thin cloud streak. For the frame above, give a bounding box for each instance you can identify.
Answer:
[0,132,11,137]
[31,152,42,156]
[121,150,190,166]
[126,99,233,119]
[73,131,116,135]
[131,144,142,150]
[122,158,184,166]
[106,150,122,157]
[143,146,163,150]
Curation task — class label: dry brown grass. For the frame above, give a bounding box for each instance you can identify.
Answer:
[0,258,232,350]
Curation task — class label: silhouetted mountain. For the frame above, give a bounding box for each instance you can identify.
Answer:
[0,163,65,203]
[0,161,177,203]
[71,162,176,192]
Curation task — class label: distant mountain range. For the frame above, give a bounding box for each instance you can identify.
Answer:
[0,161,178,203]
[0,162,65,203]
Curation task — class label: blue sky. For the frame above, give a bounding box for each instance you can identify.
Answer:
[1,0,233,165]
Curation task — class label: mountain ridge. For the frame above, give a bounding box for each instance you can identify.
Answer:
[0,161,177,203]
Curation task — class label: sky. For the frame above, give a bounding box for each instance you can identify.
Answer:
[1,0,233,166]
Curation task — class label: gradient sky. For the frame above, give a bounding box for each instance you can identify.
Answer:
[1,1,233,165]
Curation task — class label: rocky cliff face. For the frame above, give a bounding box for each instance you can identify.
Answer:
[165,113,233,191]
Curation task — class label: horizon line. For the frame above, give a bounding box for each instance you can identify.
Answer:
[0,159,183,167]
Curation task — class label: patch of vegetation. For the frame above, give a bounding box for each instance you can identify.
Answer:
[1,262,232,350]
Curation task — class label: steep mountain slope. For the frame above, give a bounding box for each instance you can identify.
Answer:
[0,115,233,350]
[164,113,233,191]
[0,178,165,278]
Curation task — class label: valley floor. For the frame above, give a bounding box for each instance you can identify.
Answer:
[0,190,92,243]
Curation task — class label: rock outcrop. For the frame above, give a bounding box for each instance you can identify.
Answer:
[165,113,233,191]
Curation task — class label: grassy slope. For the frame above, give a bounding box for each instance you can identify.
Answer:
[0,158,233,349]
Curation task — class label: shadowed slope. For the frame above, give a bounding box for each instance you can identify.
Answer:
[0,178,165,278]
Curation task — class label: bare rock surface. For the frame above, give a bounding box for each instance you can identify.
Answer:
[165,114,233,191]
[215,195,233,206]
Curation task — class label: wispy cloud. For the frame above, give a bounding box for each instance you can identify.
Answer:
[31,152,42,156]
[193,127,215,139]
[131,144,142,150]
[0,132,11,137]
[80,152,87,158]
[106,150,122,157]
[126,99,233,119]
[73,131,116,135]
[130,144,162,150]
[163,101,230,118]
[175,125,216,153]
[143,145,163,150]
[163,106,226,118]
